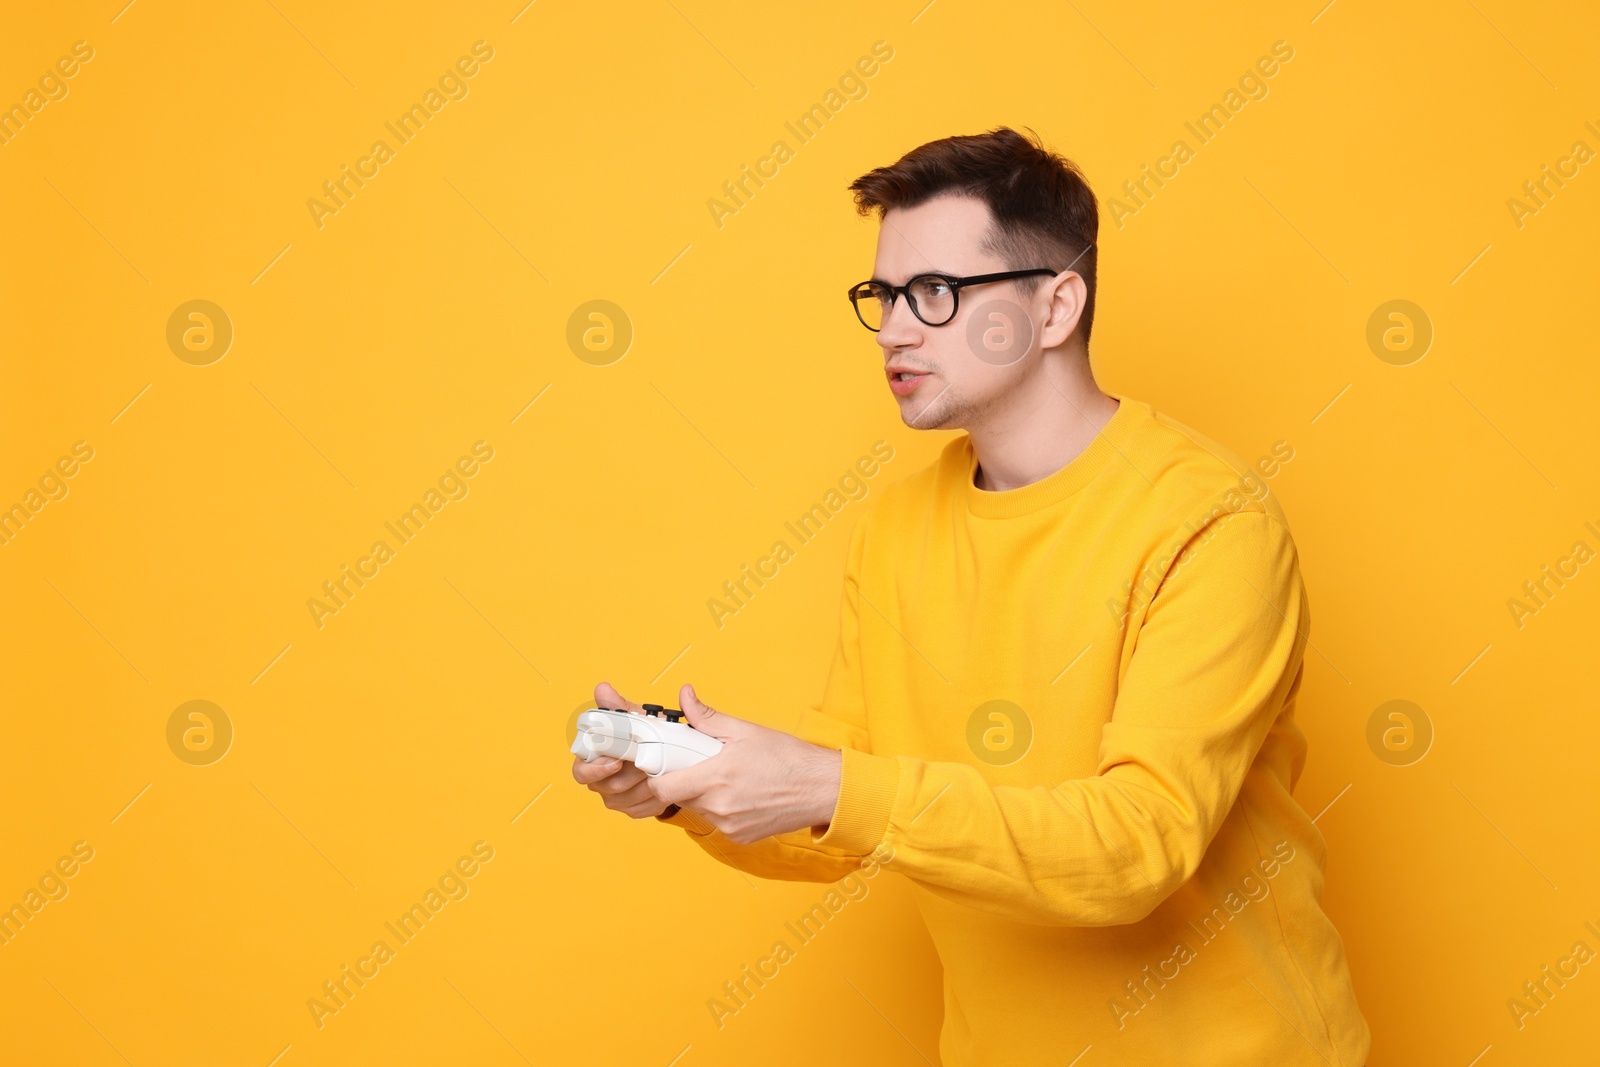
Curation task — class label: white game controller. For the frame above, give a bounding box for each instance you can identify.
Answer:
[570,704,723,776]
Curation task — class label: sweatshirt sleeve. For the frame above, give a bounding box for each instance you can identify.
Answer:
[805,507,1310,927]
[657,509,878,883]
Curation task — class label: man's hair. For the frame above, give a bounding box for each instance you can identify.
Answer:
[847,126,1099,346]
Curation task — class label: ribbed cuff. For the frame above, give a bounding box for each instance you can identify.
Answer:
[810,747,898,853]
[657,805,715,836]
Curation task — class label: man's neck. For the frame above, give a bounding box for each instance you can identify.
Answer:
[969,350,1120,493]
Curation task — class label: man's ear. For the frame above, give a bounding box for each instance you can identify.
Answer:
[1039,270,1087,351]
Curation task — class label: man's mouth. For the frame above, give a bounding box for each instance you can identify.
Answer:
[887,368,931,395]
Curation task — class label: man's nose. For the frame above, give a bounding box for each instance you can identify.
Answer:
[877,295,922,346]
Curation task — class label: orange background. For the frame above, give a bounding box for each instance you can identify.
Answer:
[2,1,1596,1063]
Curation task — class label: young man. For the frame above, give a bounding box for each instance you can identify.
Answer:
[574,127,1370,1065]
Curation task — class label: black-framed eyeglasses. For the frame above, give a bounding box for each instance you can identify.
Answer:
[846,269,1060,332]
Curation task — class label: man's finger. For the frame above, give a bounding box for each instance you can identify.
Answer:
[571,754,626,784]
[599,777,659,812]
[573,755,651,791]
[678,682,753,741]
[588,763,648,795]
[647,761,712,809]
[619,798,670,819]
[594,680,644,713]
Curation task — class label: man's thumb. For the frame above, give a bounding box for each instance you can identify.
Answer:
[680,683,745,740]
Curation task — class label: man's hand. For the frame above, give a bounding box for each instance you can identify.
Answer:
[569,682,673,820]
[646,682,843,845]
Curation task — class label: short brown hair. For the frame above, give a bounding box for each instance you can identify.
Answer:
[847,126,1099,345]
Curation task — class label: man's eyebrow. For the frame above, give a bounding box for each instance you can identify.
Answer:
[868,268,957,286]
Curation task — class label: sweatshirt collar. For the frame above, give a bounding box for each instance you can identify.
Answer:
[962,395,1144,518]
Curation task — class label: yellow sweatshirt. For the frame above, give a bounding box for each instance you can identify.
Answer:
[662,396,1370,1066]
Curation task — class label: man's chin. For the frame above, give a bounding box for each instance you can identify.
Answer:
[900,401,956,430]
[898,381,959,429]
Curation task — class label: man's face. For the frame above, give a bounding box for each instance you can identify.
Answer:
[868,194,1044,431]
